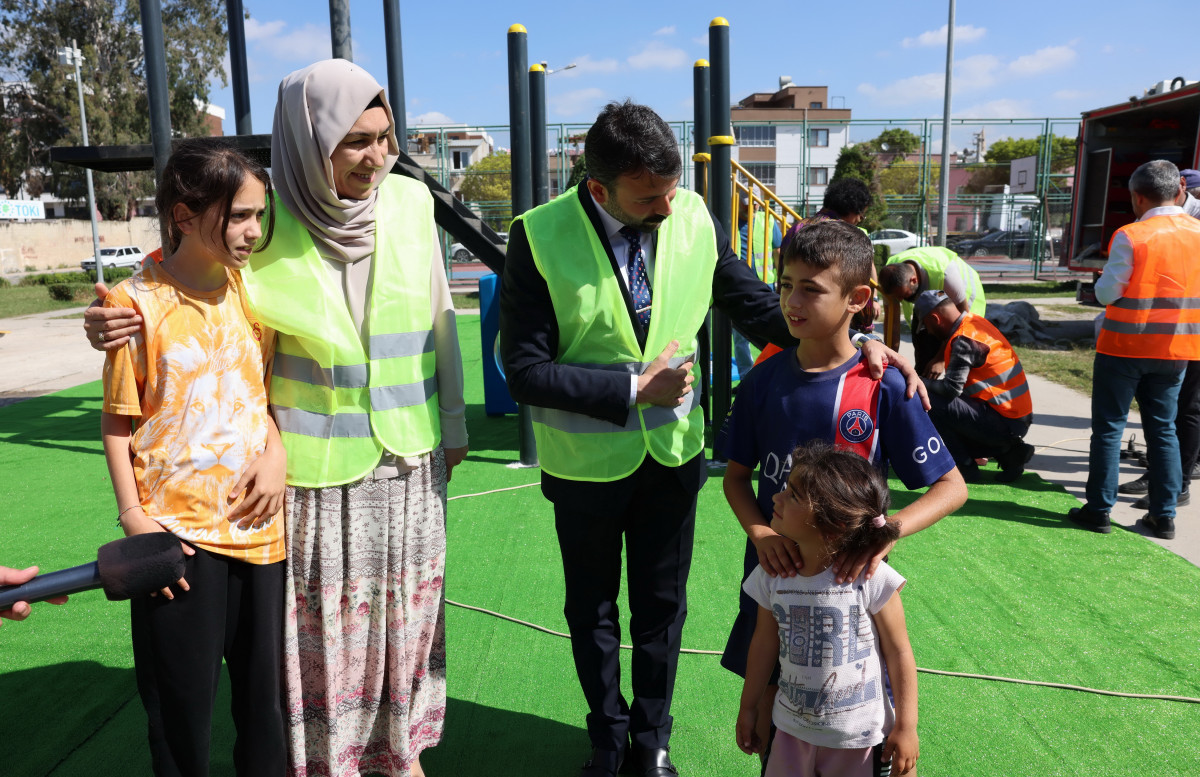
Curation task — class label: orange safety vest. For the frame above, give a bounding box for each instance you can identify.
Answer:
[944,313,1032,419]
[1097,214,1200,360]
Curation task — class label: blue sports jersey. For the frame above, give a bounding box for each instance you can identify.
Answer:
[719,348,953,523]
[717,348,955,677]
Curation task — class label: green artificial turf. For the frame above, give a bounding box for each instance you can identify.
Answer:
[2,314,1199,776]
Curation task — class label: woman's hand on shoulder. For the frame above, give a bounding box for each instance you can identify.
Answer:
[84,282,142,351]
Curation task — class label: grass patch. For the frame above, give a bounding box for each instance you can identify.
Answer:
[452,291,480,310]
[0,285,94,318]
[1016,341,1094,395]
[983,280,1077,299]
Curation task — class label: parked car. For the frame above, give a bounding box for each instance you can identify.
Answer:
[955,230,1059,259]
[80,246,145,271]
[449,232,507,263]
[868,229,924,255]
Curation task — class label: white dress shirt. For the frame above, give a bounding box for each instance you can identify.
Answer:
[1096,205,1184,305]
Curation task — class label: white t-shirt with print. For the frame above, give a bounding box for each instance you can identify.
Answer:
[743,562,905,749]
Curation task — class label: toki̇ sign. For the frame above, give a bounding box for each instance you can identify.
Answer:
[0,200,46,219]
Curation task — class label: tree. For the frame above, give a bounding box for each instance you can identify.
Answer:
[566,154,587,191]
[0,0,228,218]
[459,152,511,203]
[830,144,888,231]
[878,160,939,199]
[964,134,1077,193]
[865,127,922,157]
[459,152,511,229]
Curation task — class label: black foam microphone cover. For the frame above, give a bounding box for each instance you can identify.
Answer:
[0,532,186,610]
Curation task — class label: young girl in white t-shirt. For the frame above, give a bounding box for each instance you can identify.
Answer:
[736,441,918,776]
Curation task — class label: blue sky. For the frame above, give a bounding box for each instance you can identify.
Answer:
[210,0,1192,149]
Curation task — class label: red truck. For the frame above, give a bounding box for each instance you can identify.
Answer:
[1065,77,1199,302]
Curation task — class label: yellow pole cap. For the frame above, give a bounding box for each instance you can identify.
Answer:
[530,63,545,72]
[710,17,729,27]
[508,23,527,34]
[694,59,710,68]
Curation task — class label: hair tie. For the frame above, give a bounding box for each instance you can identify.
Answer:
[872,514,887,528]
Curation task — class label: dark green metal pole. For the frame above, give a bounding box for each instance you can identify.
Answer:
[329,0,353,61]
[708,17,733,454]
[138,0,173,250]
[383,0,406,142]
[226,0,252,134]
[693,59,710,197]
[693,59,712,425]
[530,64,549,206]
[508,23,538,467]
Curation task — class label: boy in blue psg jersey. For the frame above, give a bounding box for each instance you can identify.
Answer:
[717,220,967,763]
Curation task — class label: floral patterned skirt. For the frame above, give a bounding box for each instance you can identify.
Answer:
[283,449,447,777]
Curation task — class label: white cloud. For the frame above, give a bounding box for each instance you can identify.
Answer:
[1008,45,1076,77]
[654,26,676,36]
[857,54,1001,106]
[550,87,608,118]
[953,98,1035,119]
[409,111,455,126]
[245,18,331,62]
[901,24,986,48]
[627,41,689,70]
[561,54,620,78]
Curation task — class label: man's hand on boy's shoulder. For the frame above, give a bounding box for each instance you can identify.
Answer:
[860,340,930,411]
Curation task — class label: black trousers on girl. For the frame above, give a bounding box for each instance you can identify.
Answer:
[130,545,285,777]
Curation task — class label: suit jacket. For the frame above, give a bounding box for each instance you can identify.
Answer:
[499,184,795,498]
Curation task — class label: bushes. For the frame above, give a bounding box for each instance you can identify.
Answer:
[19,267,134,287]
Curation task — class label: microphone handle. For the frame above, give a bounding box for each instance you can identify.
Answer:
[0,562,102,611]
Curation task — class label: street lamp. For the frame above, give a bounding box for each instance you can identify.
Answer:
[56,39,103,286]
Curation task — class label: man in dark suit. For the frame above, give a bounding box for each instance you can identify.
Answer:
[499,101,916,777]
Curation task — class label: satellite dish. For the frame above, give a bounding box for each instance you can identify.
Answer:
[880,142,890,151]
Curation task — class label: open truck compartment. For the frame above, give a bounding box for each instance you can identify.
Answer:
[1067,81,1200,274]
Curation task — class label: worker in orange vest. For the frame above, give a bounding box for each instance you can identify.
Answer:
[1069,159,1200,541]
[912,290,1033,483]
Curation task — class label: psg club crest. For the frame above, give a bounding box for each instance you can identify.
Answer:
[839,409,874,444]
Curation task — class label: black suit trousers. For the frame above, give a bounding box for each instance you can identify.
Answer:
[545,453,704,753]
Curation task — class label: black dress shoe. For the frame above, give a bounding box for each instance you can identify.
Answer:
[624,746,679,777]
[1118,473,1150,494]
[581,747,624,777]
[1132,488,1190,511]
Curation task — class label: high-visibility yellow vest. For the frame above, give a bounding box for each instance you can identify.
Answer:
[944,313,1032,419]
[1098,214,1200,360]
[733,211,778,284]
[520,186,718,481]
[242,175,440,487]
[886,246,986,323]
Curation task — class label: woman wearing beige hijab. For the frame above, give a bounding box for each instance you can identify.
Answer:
[85,59,467,777]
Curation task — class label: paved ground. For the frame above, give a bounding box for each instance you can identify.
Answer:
[2,300,1195,567]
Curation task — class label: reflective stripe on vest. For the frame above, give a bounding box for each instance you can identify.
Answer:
[943,314,1032,419]
[887,247,986,323]
[242,175,440,487]
[521,186,718,481]
[1097,214,1200,360]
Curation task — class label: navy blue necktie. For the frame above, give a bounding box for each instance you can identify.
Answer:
[620,226,652,330]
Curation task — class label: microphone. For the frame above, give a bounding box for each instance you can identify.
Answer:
[0,533,187,610]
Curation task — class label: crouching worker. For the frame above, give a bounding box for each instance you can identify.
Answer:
[913,289,1034,482]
